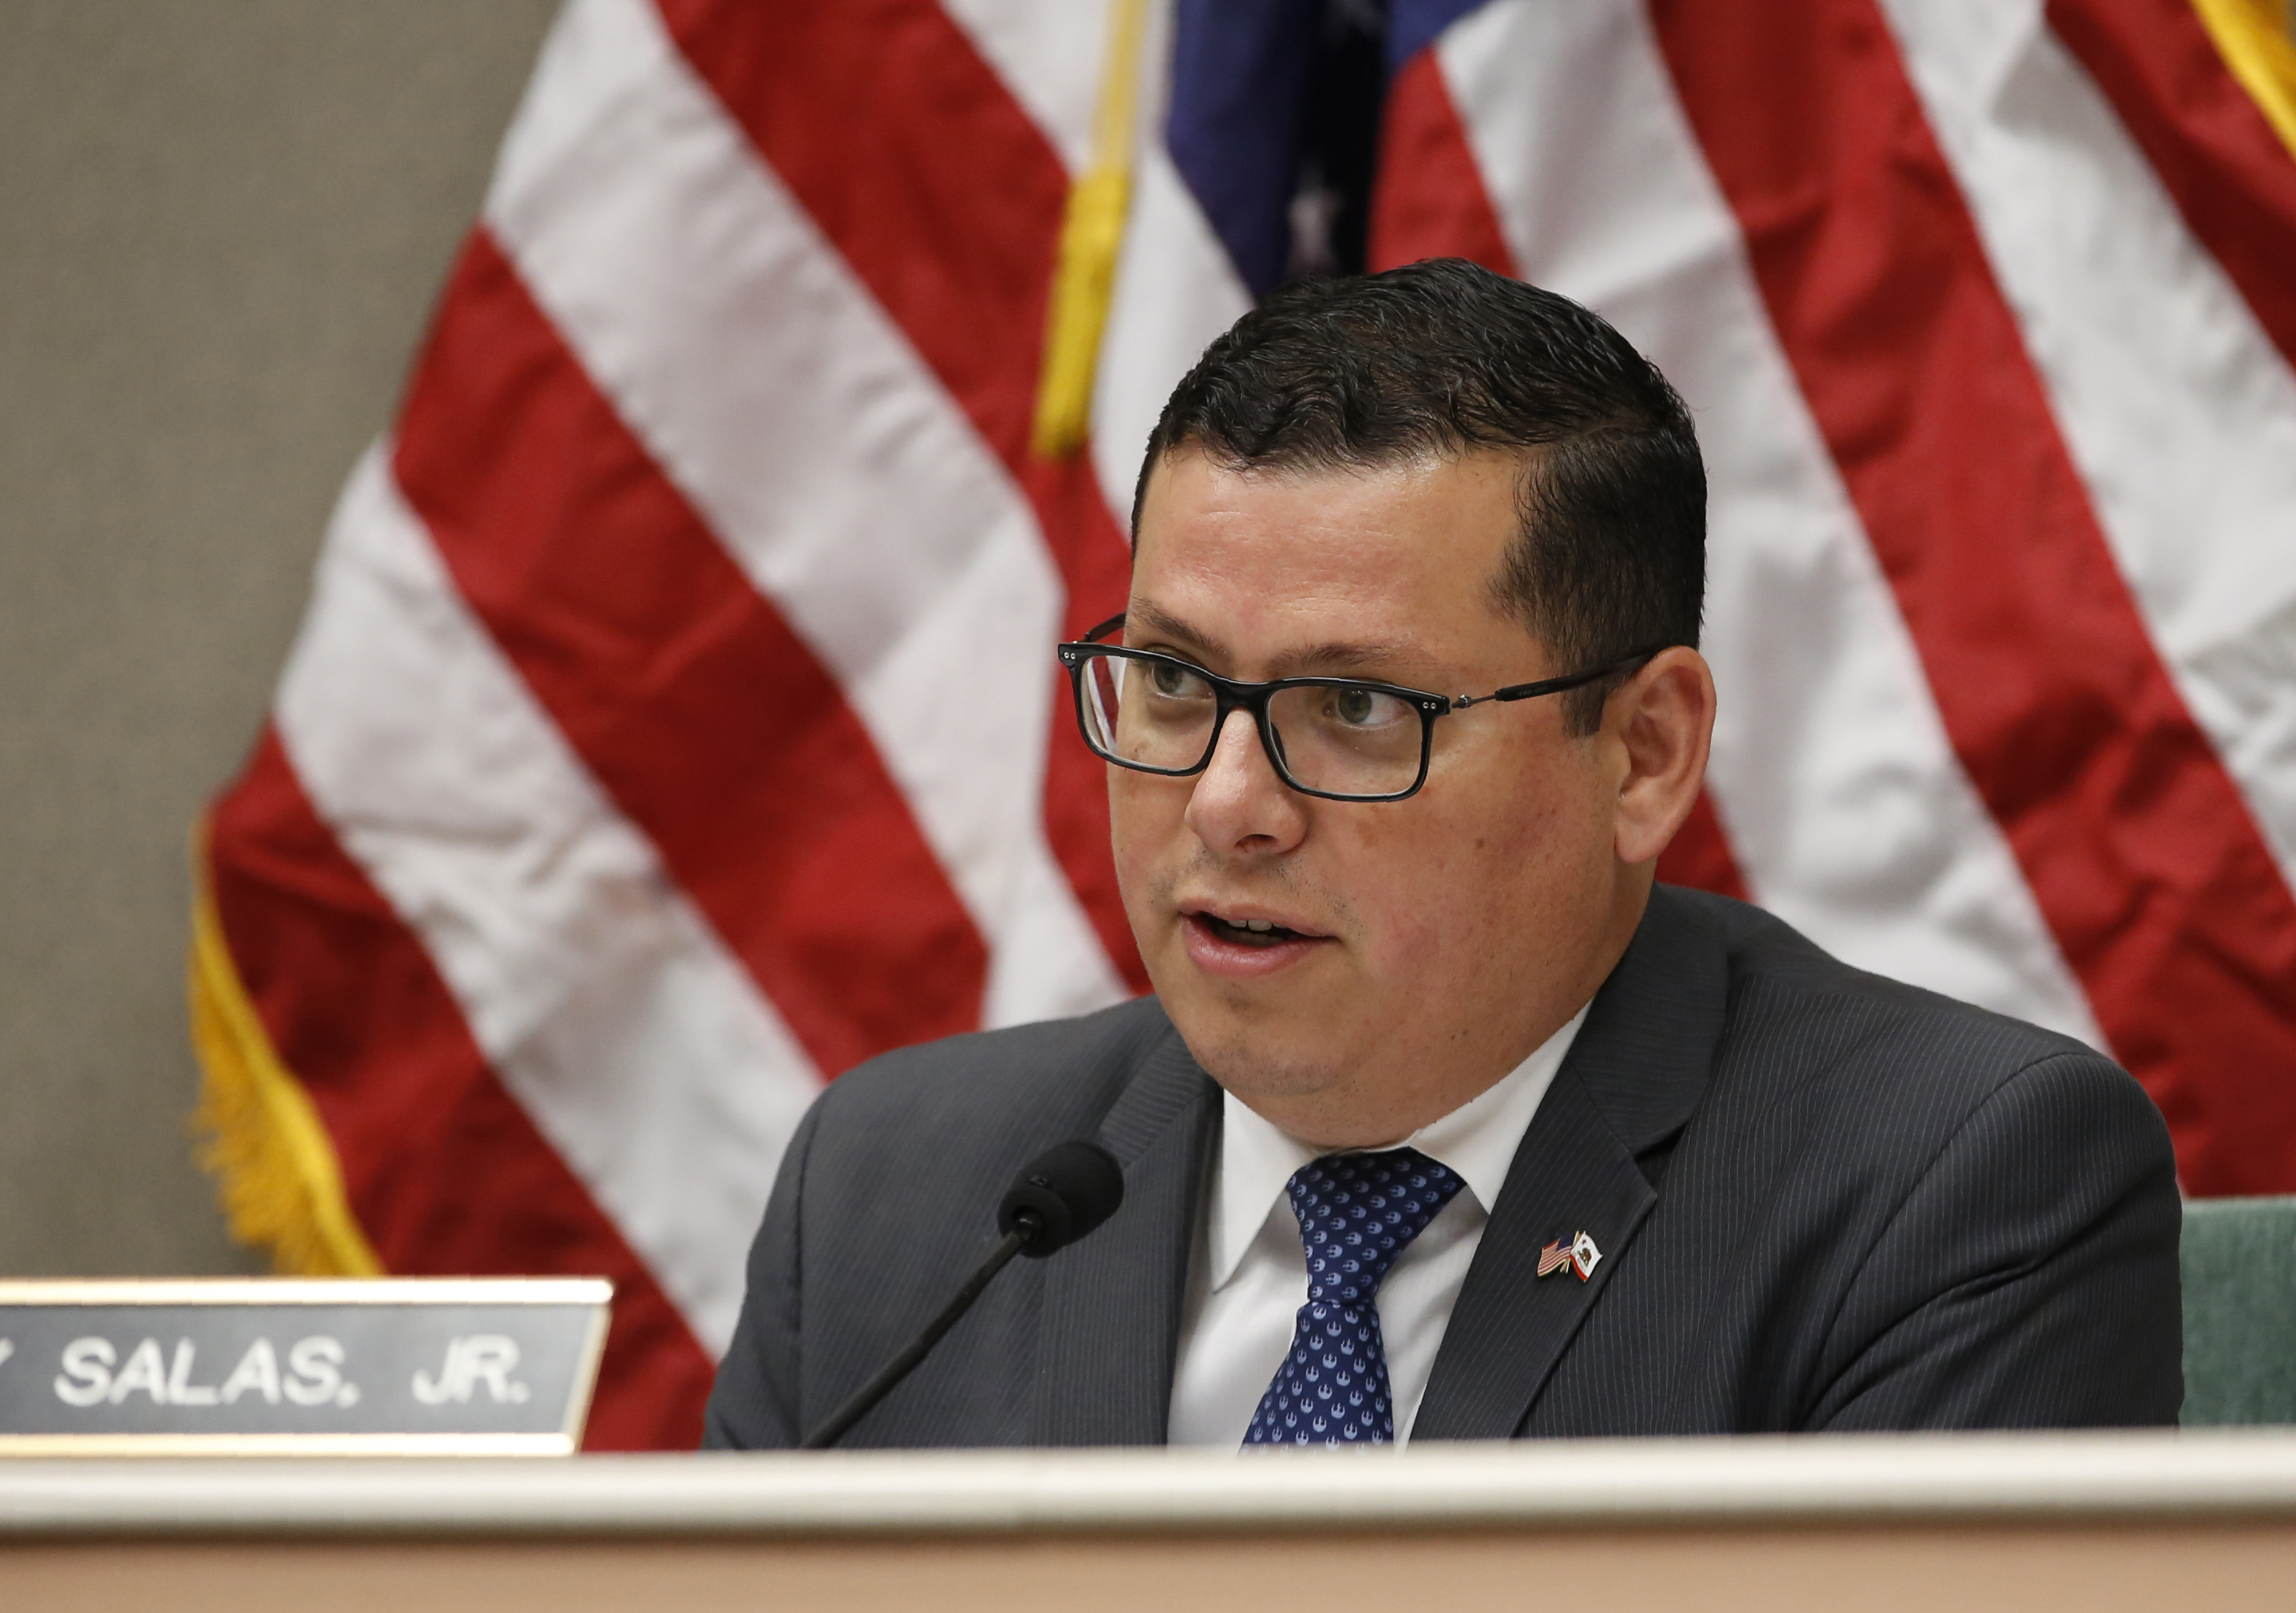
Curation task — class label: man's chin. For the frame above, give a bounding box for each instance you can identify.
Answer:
[1156,992,1358,1107]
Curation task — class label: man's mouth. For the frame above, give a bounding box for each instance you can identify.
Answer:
[1184,909,1322,948]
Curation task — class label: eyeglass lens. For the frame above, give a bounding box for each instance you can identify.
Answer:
[1081,654,1423,798]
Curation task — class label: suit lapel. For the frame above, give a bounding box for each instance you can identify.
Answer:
[1032,1019,1217,1445]
[1410,1068,1655,1440]
[1413,888,1729,1441]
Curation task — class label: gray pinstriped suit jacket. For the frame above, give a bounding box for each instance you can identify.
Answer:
[703,887,2183,1448]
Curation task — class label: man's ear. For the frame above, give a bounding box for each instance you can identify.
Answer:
[1607,646,1716,868]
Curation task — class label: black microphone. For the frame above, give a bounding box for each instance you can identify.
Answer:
[799,1139,1124,1450]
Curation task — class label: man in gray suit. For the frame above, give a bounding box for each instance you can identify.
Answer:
[705,260,2182,1449]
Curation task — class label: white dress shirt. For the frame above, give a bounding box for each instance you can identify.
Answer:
[1167,1005,1589,1448]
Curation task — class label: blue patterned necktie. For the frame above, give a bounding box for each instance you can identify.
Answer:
[1244,1147,1465,1447]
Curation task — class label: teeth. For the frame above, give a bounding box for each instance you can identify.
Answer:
[1200,912,1294,937]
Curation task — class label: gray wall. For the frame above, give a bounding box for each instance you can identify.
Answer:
[0,2,560,1273]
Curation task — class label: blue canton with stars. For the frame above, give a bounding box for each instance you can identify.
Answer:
[1244,1147,1464,1447]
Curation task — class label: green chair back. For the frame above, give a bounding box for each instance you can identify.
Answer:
[2181,1194,2296,1425]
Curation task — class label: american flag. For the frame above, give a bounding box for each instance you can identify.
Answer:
[191,0,2296,1448]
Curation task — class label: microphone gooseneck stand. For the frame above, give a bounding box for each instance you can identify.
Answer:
[799,1139,1124,1451]
[798,1221,1033,1452]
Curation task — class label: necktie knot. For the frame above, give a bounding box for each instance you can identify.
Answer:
[1287,1147,1464,1309]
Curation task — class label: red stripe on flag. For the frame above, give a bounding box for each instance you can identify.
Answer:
[394,231,988,1079]
[1370,45,1754,906]
[1369,48,1517,275]
[657,0,1148,994]
[1651,0,2296,1193]
[2049,0,2296,376]
[1656,791,1754,903]
[207,727,712,1449]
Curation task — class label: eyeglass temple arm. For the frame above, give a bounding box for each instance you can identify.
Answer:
[1457,646,1669,709]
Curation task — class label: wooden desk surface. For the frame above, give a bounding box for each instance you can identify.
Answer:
[8,1431,2296,1611]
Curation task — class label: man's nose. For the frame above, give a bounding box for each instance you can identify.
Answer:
[1184,708,1308,855]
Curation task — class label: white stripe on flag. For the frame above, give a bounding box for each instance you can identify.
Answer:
[486,0,1126,1028]
[942,0,1120,176]
[1092,137,1256,526]
[1877,0,2296,885]
[276,446,818,1356]
[1438,0,2104,1040]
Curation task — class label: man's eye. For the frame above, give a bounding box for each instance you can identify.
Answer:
[1149,661,1202,697]
[1331,686,1406,728]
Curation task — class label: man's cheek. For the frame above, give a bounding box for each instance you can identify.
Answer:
[1107,783,1161,903]
[1351,865,1451,980]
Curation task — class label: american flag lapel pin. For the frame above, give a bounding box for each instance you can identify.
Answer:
[1539,1230,1603,1282]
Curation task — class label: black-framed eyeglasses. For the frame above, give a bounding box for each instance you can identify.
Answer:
[1056,614,1663,802]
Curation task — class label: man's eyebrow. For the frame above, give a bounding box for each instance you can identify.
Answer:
[1128,602,1430,681]
[1125,601,1227,660]
[1264,640,1437,682]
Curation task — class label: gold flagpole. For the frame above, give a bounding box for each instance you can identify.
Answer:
[1030,0,1152,460]
[2191,0,2296,160]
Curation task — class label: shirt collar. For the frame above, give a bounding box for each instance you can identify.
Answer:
[1206,1004,1591,1292]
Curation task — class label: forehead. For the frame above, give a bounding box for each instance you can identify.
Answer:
[1129,448,1526,666]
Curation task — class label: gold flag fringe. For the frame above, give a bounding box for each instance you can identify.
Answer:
[187,818,382,1277]
[2194,0,2296,161]
[1029,0,1151,460]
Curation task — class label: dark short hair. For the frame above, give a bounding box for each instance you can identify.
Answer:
[1135,259,1705,732]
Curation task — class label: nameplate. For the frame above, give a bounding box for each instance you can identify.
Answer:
[0,1278,610,1455]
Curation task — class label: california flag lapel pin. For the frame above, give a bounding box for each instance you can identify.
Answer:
[1539,1231,1603,1282]
[1569,1229,1602,1280]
